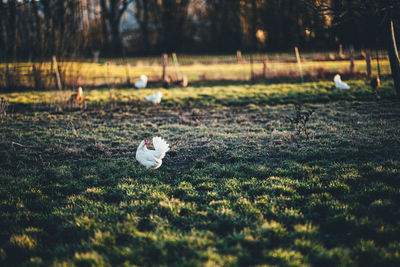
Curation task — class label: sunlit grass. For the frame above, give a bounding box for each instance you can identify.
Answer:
[0,80,399,265]
[1,78,396,108]
[0,58,391,88]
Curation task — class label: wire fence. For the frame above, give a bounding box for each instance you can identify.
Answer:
[0,49,391,91]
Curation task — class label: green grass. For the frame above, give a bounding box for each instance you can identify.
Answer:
[0,57,392,89]
[1,80,400,266]
[1,78,396,108]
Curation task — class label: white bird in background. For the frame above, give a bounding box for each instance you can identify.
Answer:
[135,74,148,88]
[145,91,163,104]
[334,74,350,90]
[136,137,170,169]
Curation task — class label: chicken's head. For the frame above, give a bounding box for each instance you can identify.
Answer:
[145,138,150,146]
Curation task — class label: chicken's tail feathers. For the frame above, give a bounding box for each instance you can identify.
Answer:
[153,137,170,158]
[342,83,350,89]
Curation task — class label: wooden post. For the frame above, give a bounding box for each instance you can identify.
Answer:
[5,63,9,89]
[50,59,54,87]
[263,58,268,80]
[389,20,400,96]
[125,62,130,86]
[172,52,182,80]
[250,54,255,84]
[106,62,110,90]
[236,50,242,62]
[32,63,43,90]
[162,54,168,81]
[349,45,355,74]
[366,49,371,78]
[93,50,100,63]
[53,56,62,90]
[294,46,304,83]
[5,63,14,90]
[376,49,381,78]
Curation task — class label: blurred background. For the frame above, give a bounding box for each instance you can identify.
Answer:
[1,0,398,58]
[0,0,399,91]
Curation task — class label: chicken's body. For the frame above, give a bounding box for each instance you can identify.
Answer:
[145,91,162,104]
[136,137,170,169]
[135,75,148,89]
[334,74,350,90]
[69,87,83,105]
[370,76,380,89]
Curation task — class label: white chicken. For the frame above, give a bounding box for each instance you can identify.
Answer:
[134,74,148,88]
[333,74,350,90]
[145,91,162,104]
[136,137,170,169]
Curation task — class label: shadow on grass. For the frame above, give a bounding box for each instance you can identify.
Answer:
[7,80,397,114]
[1,89,400,265]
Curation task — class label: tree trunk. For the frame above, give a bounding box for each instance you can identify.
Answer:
[109,0,122,56]
[388,20,400,97]
[31,0,42,59]
[110,18,122,56]
[135,0,150,50]
[250,0,258,50]
[100,0,129,57]
[142,0,150,49]
[42,0,53,56]
[6,0,17,59]
[0,1,5,58]
[100,0,110,55]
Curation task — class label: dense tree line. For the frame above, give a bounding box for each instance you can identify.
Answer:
[310,0,400,96]
[0,0,398,59]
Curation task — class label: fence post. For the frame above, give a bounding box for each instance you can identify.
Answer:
[52,56,63,90]
[366,49,371,78]
[106,61,110,90]
[125,62,131,86]
[93,50,100,63]
[349,45,355,74]
[5,63,14,90]
[294,46,304,83]
[250,54,255,84]
[263,57,268,80]
[32,63,43,90]
[172,52,182,80]
[162,54,168,81]
[236,50,242,63]
[375,49,381,78]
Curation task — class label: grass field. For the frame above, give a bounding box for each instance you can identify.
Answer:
[1,79,400,266]
[1,57,392,89]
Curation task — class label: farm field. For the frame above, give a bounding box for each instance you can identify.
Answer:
[0,57,392,89]
[1,79,400,266]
